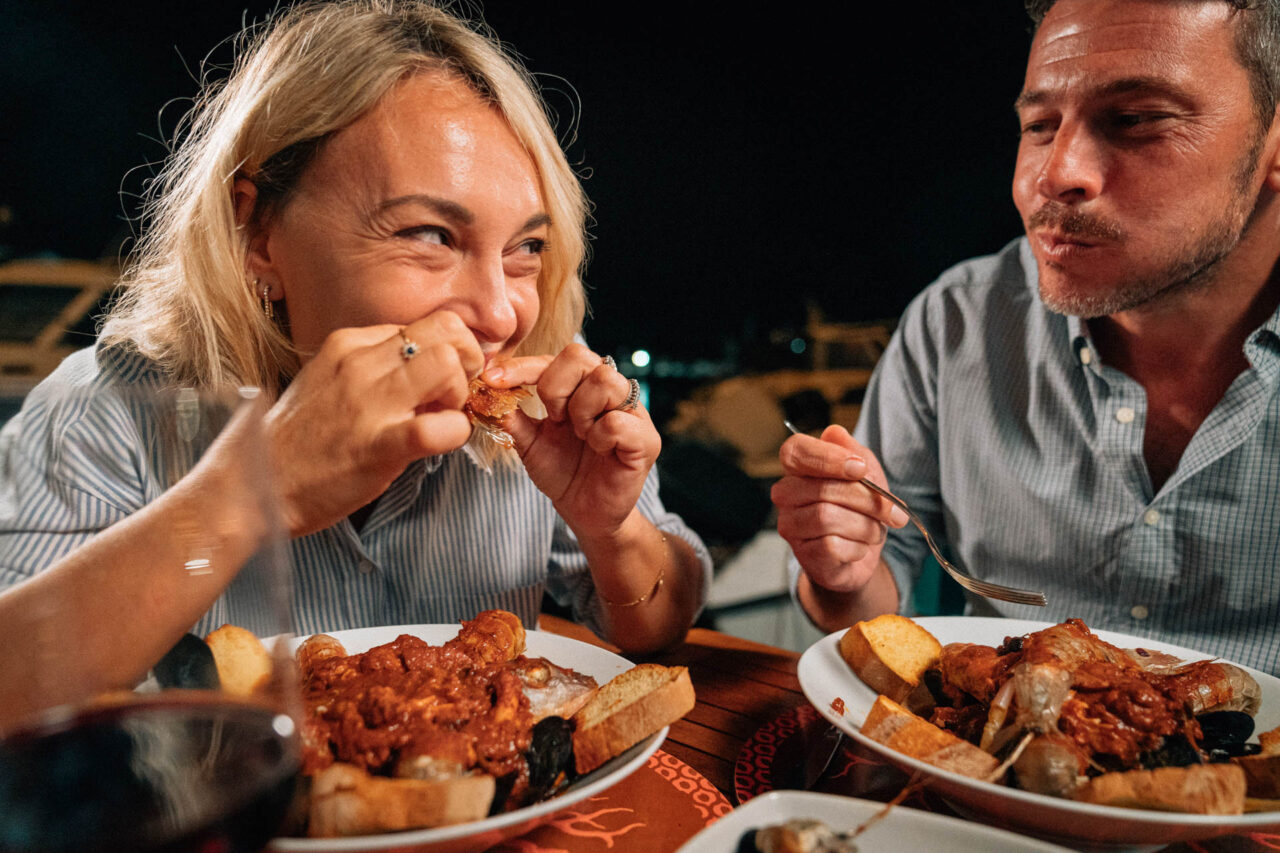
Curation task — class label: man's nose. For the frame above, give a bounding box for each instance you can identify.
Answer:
[1036,122,1103,203]
[457,257,519,345]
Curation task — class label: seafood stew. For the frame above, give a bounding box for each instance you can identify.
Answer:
[797,618,1280,846]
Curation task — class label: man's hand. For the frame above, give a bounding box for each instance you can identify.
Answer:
[772,424,908,599]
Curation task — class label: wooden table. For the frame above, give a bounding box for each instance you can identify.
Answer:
[539,614,805,797]
[527,615,1277,853]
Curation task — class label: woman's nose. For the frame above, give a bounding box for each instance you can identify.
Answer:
[456,257,520,345]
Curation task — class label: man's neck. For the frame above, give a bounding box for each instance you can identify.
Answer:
[1086,220,1280,491]
[1089,222,1280,381]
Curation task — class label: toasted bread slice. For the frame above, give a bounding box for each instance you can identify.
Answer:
[1258,724,1280,756]
[1245,797,1280,813]
[307,763,495,837]
[1073,764,1246,815]
[572,664,695,775]
[1234,753,1280,799]
[205,624,272,697]
[839,614,942,704]
[861,694,1000,780]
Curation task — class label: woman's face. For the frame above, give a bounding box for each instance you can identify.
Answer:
[256,72,547,362]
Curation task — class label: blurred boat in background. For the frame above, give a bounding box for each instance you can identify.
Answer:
[0,257,120,424]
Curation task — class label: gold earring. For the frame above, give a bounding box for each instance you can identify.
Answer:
[258,279,274,320]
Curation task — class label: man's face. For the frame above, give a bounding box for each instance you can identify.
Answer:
[1012,0,1268,317]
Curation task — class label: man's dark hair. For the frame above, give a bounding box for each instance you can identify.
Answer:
[1024,1,1280,127]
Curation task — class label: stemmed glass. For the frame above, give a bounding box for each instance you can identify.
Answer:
[0,384,300,853]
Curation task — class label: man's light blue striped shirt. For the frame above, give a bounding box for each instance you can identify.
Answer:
[0,345,712,639]
[856,238,1280,675]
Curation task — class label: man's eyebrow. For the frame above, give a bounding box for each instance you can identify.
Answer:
[1014,76,1188,113]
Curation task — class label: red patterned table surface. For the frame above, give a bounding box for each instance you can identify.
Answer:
[487,750,733,852]
[736,703,1280,853]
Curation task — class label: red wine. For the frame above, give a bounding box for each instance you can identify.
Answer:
[0,698,300,853]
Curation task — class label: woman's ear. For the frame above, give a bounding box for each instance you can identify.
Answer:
[234,177,275,291]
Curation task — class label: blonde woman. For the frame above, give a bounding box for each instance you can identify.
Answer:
[0,0,710,716]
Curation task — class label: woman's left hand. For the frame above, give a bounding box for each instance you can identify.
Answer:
[481,343,658,537]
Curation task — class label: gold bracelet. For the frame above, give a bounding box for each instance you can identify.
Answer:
[599,535,668,608]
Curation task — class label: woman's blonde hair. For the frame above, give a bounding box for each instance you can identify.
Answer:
[102,0,588,395]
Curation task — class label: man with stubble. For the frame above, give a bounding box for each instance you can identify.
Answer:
[774,0,1280,674]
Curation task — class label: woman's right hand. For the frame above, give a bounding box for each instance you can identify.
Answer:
[264,311,483,537]
[771,424,909,596]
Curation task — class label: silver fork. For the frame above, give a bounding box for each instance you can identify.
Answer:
[783,421,1047,607]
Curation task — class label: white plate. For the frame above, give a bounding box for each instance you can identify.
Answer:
[676,790,1074,852]
[268,625,661,853]
[797,617,1280,849]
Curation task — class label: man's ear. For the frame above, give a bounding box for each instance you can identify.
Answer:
[233,177,274,289]
[1263,107,1280,194]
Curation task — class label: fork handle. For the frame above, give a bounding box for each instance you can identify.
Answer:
[858,477,914,521]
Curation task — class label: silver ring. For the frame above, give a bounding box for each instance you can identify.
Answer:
[397,329,419,361]
[601,355,617,371]
[612,377,641,412]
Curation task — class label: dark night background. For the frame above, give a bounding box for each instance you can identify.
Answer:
[1,1,1033,367]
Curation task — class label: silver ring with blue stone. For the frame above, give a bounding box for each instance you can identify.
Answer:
[398,329,420,361]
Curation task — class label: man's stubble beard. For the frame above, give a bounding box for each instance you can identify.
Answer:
[1035,135,1265,319]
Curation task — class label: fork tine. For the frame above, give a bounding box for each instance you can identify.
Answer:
[780,419,1047,606]
[940,560,1047,606]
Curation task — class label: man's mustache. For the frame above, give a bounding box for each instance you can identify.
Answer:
[1027,204,1124,242]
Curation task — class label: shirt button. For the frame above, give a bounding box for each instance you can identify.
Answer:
[1080,348,1093,365]
[358,558,376,575]
[1115,407,1136,424]
[1130,605,1149,620]
[1143,509,1161,526]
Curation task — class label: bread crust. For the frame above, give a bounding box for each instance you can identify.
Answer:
[861,694,1000,780]
[307,763,495,837]
[1233,753,1280,799]
[1258,724,1280,756]
[572,664,695,775]
[1072,764,1246,815]
[205,624,272,697]
[838,614,941,704]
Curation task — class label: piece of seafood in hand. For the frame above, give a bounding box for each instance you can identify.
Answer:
[464,378,530,448]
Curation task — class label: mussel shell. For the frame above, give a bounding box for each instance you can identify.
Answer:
[152,633,220,690]
[527,715,574,793]
[1141,737,1200,769]
[1196,710,1254,750]
[922,668,948,705]
[1208,743,1262,762]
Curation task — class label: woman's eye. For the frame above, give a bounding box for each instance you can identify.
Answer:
[398,226,450,246]
[517,238,547,255]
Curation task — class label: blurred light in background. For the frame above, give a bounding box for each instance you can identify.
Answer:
[789,337,806,355]
[630,349,651,368]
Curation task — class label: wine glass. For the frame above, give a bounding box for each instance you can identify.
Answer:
[0,383,300,853]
